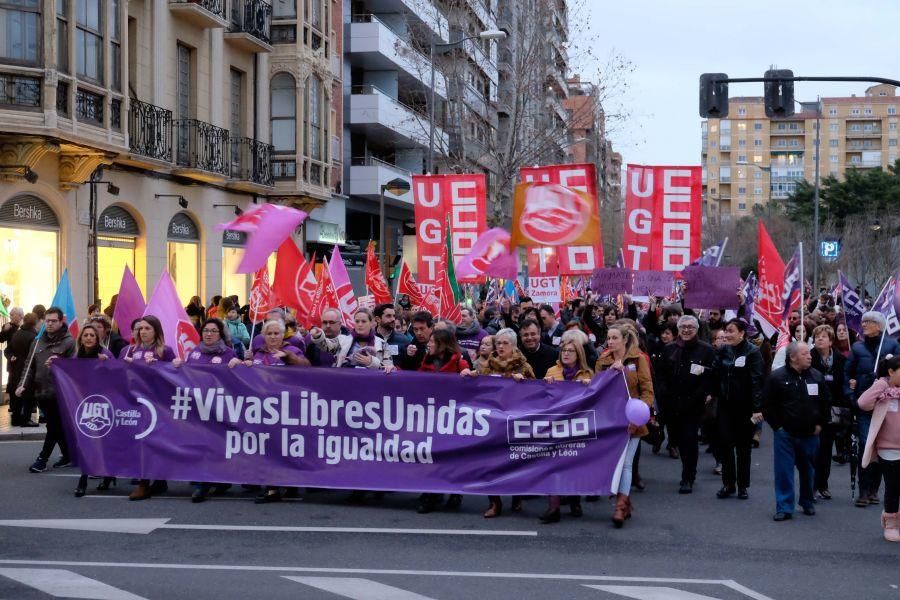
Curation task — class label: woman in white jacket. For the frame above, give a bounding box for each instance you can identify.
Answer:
[309,307,393,371]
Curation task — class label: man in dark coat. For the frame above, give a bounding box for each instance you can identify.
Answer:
[763,341,831,521]
[519,319,558,380]
[657,315,718,494]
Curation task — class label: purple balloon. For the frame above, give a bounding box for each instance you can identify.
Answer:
[625,398,650,426]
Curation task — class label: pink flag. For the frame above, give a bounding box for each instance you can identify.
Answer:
[144,270,200,359]
[328,246,359,328]
[455,228,518,280]
[216,203,308,274]
[111,265,145,341]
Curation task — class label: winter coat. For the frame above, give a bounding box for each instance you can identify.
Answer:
[544,363,593,382]
[845,335,900,403]
[311,330,392,370]
[418,351,466,374]
[225,318,250,348]
[456,323,488,355]
[7,327,36,388]
[811,348,849,409]
[596,347,654,438]
[762,365,831,437]
[17,328,76,399]
[716,340,765,444]
[859,378,900,467]
[656,338,718,418]
[478,350,536,379]
[520,342,559,380]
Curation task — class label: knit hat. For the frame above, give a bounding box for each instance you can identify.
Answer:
[861,311,887,331]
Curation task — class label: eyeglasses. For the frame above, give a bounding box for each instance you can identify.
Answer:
[862,320,875,325]
[202,328,220,334]
[678,325,697,330]
[560,348,576,354]
[321,320,339,325]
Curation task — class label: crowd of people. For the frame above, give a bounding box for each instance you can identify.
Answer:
[3,287,900,541]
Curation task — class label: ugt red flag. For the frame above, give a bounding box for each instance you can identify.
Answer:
[622,165,702,271]
[756,221,786,337]
[248,265,279,324]
[397,261,424,307]
[216,203,308,274]
[273,239,317,317]
[365,242,393,305]
[144,270,199,359]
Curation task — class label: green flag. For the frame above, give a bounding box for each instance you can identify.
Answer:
[445,222,461,303]
[0,296,8,319]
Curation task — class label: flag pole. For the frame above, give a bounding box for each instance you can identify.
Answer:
[798,242,805,339]
[715,237,729,267]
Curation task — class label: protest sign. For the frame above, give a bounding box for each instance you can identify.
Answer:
[683,266,741,309]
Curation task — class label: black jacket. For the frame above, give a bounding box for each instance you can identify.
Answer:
[6,327,36,390]
[657,338,718,417]
[810,348,848,409]
[521,343,558,380]
[541,323,566,347]
[762,365,831,437]
[716,339,765,417]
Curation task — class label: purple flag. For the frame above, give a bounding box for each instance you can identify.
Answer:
[780,246,803,321]
[742,271,758,325]
[216,204,308,274]
[52,361,631,495]
[837,271,865,333]
[873,273,900,338]
[683,266,741,309]
[690,238,728,267]
[111,265,145,341]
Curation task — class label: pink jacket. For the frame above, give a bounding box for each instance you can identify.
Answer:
[858,378,900,468]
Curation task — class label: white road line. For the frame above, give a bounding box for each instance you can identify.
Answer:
[0,560,776,600]
[284,576,437,600]
[585,585,725,599]
[0,567,147,600]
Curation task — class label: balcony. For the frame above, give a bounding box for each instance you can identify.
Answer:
[128,99,173,163]
[461,37,497,83]
[348,15,446,99]
[175,118,231,180]
[230,137,274,188]
[169,0,228,29]
[770,127,805,135]
[226,0,273,52]
[347,85,448,150]
[0,73,41,109]
[846,128,882,138]
[468,0,497,31]
[346,156,412,202]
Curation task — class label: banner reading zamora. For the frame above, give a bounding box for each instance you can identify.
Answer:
[52,362,631,495]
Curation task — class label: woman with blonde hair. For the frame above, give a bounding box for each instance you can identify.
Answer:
[540,329,594,523]
[595,323,654,528]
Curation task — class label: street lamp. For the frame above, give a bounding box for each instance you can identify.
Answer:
[380,177,411,275]
[428,29,508,174]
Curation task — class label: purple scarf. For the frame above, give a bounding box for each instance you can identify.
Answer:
[562,365,580,381]
[352,329,376,347]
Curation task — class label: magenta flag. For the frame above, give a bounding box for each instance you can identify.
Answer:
[455,228,518,280]
[143,270,200,360]
[328,246,359,328]
[111,265,145,341]
[216,204,308,274]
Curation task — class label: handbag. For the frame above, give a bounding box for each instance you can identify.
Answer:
[642,405,665,447]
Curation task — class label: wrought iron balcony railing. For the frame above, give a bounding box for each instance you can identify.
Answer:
[229,0,272,43]
[129,98,174,162]
[170,0,225,18]
[231,137,273,185]
[175,118,231,176]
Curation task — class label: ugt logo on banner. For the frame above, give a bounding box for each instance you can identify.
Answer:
[623,165,702,271]
[413,174,487,284]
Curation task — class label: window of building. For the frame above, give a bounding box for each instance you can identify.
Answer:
[737,186,746,194]
[753,170,762,179]
[167,212,201,306]
[738,202,747,210]
[754,187,762,195]
[738,139,746,147]
[737,154,746,163]
[754,122,763,130]
[850,107,860,116]
[830,154,838,163]
[737,122,746,131]
[829,139,838,147]
[737,107,746,116]
[272,0,295,17]
[305,75,322,160]
[0,0,41,65]
[754,139,762,147]
[752,154,763,163]
[0,195,59,313]
[76,0,103,82]
[97,205,139,304]
[889,106,897,115]
[890,139,898,147]
[110,0,120,90]
[830,122,838,132]
[270,72,296,152]
[828,106,837,116]
[57,0,68,72]
[864,107,873,115]
[829,170,838,177]
[891,122,898,131]
[736,168,745,179]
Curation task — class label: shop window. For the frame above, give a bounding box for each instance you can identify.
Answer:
[0,195,59,313]
[167,212,200,306]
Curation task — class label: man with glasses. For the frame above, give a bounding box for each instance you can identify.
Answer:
[846,311,900,506]
[657,315,718,494]
[304,308,344,367]
[17,307,76,473]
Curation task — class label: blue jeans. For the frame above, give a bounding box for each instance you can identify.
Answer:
[616,438,641,495]
[774,428,819,514]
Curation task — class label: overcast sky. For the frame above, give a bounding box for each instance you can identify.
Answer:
[579,0,900,167]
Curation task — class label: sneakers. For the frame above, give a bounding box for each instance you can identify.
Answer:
[713,463,722,475]
[28,457,48,473]
[52,457,72,469]
[678,480,693,494]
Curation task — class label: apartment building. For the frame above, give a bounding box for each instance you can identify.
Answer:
[701,84,899,221]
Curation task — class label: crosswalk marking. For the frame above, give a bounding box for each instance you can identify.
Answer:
[284,576,438,599]
[585,585,725,600]
[0,568,147,599]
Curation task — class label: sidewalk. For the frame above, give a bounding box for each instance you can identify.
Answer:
[0,407,46,441]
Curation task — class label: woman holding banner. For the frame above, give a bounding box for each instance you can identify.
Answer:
[473,335,495,373]
[595,323,654,528]
[463,327,534,518]
[541,330,594,524]
[310,308,392,371]
[126,316,177,501]
[73,324,116,497]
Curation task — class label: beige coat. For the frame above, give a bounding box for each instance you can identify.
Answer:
[858,378,900,468]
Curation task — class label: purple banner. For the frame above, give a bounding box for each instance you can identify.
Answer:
[633,270,675,297]
[590,268,634,296]
[683,266,741,309]
[52,361,631,496]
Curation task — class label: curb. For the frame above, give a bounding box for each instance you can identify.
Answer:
[0,430,46,441]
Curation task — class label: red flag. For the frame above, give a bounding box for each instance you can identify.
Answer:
[365,241,393,305]
[397,261,425,307]
[306,257,339,328]
[437,237,462,323]
[513,279,526,299]
[756,221,786,337]
[248,265,278,323]
[272,239,318,318]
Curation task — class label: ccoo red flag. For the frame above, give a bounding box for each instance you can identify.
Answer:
[273,239,318,321]
[756,221,786,337]
[364,241,393,305]
[397,261,425,307]
[248,265,279,323]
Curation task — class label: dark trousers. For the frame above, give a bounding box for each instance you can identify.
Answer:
[814,424,838,490]
[882,458,900,514]
[8,384,35,424]
[671,413,701,483]
[719,413,754,489]
[37,395,68,461]
[857,411,883,496]
[774,429,818,514]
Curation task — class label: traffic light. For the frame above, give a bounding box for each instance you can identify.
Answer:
[699,73,728,118]
[764,69,795,118]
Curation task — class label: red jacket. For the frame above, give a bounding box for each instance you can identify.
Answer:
[418,352,466,374]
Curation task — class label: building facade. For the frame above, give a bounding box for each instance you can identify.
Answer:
[701,84,899,221]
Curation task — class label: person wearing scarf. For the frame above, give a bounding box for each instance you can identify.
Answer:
[541,331,594,524]
[173,318,241,368]
[309,307,392,371]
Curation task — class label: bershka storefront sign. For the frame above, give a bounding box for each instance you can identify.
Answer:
[0,195,59,229]
[53,361,631,495]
